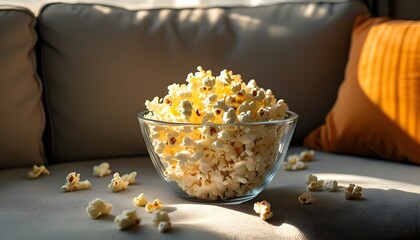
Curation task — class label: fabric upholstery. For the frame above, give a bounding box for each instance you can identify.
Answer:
[37,1,368,163]
[0,1,418,239]
[304,16,420,164]
[0,6,45,169]
[0,146,419,239]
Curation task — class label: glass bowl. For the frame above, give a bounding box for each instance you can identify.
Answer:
[138,110,298,204]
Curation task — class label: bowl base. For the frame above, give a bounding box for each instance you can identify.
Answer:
[168,182,264,205]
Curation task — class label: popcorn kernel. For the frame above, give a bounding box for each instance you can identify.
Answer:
[133,193,148,207]
[121,171,137,185]
[108,172,129,192]
[27,165,50,179]
[254,200,273,220]
[145,199,164,213]
[345,184,363,200]
[92,162,111,177]
[86,198,112,219]
[114,209,141,230]
[298,193,313,204]
[61,172,91,192]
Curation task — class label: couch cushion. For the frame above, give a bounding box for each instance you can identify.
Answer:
[37,0,369,163]
[304,16,420,164]
[0,146,419,239]
[0,6,45,169]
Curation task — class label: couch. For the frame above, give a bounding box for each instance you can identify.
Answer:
[0,0,419,239]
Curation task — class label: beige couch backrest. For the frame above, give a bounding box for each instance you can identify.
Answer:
[0,6,46,169]
[37,0,369,163]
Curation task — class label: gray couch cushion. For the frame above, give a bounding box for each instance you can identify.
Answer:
[0,146,419,239]
[0,6,45,169]
[38,1,369,163]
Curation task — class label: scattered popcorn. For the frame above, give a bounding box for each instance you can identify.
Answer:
[27,165,50,179]
[61,172,91,192]
[345,184,363,200]
[158,221,171,233]
[260,210,273,221]
[92,162,111,177]
[151,210,171,227]
[298,193,313,204]
[253,200,273,220]
[282,154,307,171]
[145,199,164,213]
[287,154,300,164]
[323,180,339,192]
[299,150,315,161]
[121,171,137,185]
[282,150,316,171]
[133,193,148,207]
[152,210,172,233]
[86,198,113,219]
[108,172,129,192]
[306,174,318,184]
[143,66,293,200]
[307,180,324,191]
[114,209,141,230]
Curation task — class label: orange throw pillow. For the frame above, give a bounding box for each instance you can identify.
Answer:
[304,16,420,164]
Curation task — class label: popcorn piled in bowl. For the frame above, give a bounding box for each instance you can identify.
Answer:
[138,66,298,204]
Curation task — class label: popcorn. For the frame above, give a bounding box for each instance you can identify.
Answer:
[220,69,233,85]
[282,150,315,171]
[182,136,196,147]
[92,162,111,177]
[151,210,171,227]
[214,100,228,112]
[287,154,299,164]
[152,211,172,233]
[144,66,291,200]
[108,172,129,192]
[114,209,141,230]
[253,200,273,220]
[180,100,193,118]
[305,174,340,192]
[158,221,171,233]
[121,171,137,185]
[307,180,324,191]
[174,151,192,163]
[306,174,318,184]
[282,154,307,171]
[86,198,112,219]
[299,150,315,161]
[205,93,217,105]
[61,172,91,192]
[133,193,148,207]
[298,193,313,204]
[345,184,363,200]
[27,165,50,179]
[145,66,288,124]
[323,180,339,192]
[154,140,166,154]
[145,199,164,213]
[222,108,238,124]
[202,76,216,88]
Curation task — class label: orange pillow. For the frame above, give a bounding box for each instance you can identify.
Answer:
[304,16,420,164]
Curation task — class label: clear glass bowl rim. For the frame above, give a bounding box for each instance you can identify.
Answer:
[138,110,298,126]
